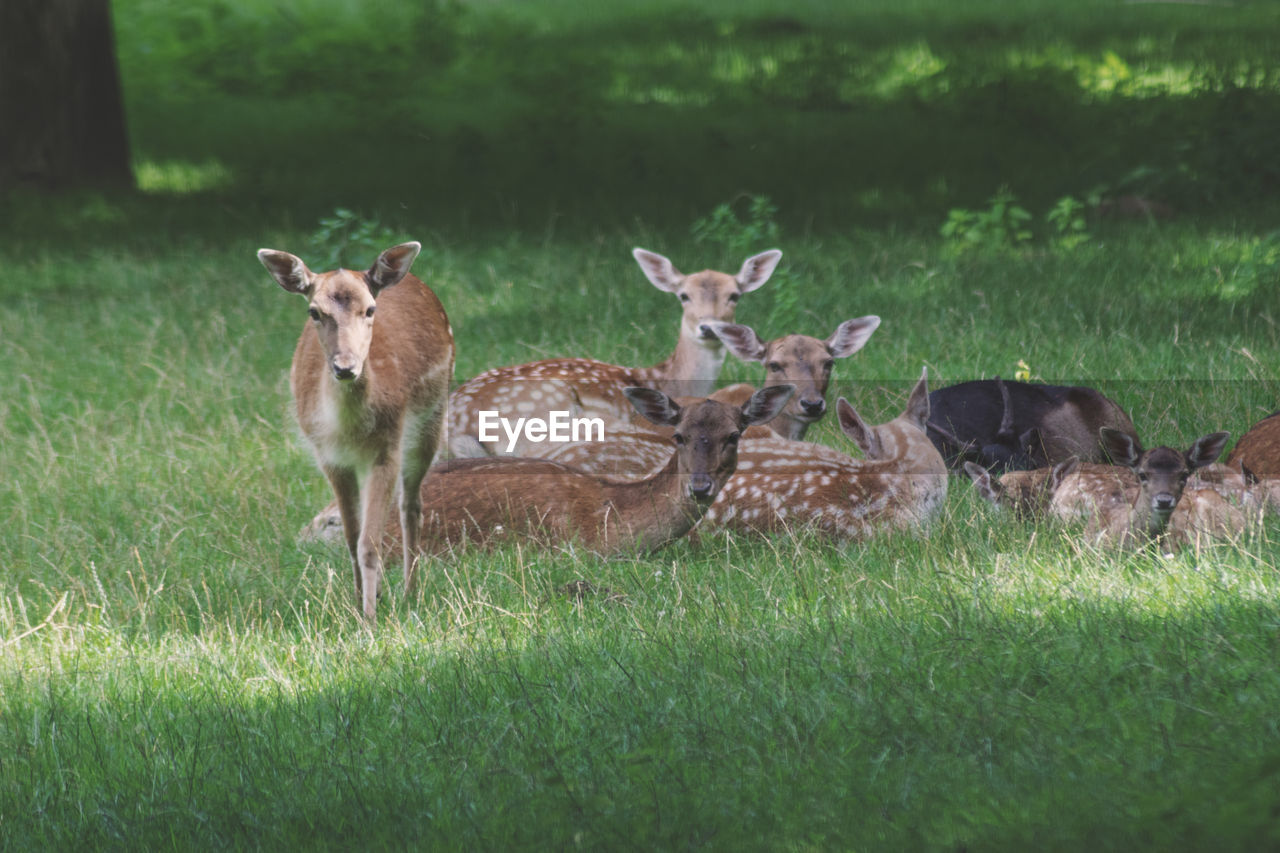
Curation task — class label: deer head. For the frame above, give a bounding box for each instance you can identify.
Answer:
[1100,427,1231,539]
[632,248,781,350]
[258,242,421,381]
[623,383,795,502]
[705,317,880,438]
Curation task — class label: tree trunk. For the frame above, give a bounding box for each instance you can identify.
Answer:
[0,0,132,192]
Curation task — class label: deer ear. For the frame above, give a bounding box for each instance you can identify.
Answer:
[825,316,881,359]
[964,461,1001,504]
[704,322,767,362]
[1049,456,1080,494]
[368,242,421,294]
[837,398,882,458]
[1188,431,1231,469]
[903,368,930,430]
[623,387,682,427]
[257,249,313,295]
[632,248,683,292]
[1100,427,1141,467]
[741,384,795,426]
[735,249,782,292]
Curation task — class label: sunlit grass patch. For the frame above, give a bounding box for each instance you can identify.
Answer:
[135,158,233,194]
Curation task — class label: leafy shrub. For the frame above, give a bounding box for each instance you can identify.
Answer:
[1046,195,1090,251]
[691,195,802,328]
[308,208,411,270]
[940,188,1033,254]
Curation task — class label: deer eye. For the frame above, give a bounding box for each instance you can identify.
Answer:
[1137,472,1149,483]
[673,433,686,446]
[308,307,321,321]
[678,293,691,303]
[724,432,740,446]
[822,359,835,372]
[365,305,376,318]
[727,293,740,304]
[766,362,784,373]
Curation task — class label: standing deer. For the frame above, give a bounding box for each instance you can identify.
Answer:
[701,316,882,440]
[447,248,782,457]
[258,242,454,619]
[699,369,947,542]
[1049,428,1234,546]
[421,385,795,554]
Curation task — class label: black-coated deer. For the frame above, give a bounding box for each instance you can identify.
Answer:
[928,378,1138,474]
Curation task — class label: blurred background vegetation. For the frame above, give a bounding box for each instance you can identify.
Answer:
[5,0,1279,244]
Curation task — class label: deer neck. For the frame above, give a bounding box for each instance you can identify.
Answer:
[632,326,725,397]
[601,454,705,551]
[768,411,810,441]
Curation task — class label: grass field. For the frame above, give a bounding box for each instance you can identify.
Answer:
[3,0,1280,849]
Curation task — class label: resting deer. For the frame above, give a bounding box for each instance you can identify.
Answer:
[964,458,1076,519]
[447,247,781,457]
[258,242,454,619]
[421,385,794,554]
[701,316,881,440]
[1049,428,1236,547]
[929,377,1138,474]
[300,386,795,555]
[698,369,947,542]
[1225,412,1280,479]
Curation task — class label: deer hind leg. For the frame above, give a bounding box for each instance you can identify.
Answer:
[399,407,445,599]
[357,459,399,620]
[324,466,363,597]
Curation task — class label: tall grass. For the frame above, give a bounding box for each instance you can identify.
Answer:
[3,0,1280,848]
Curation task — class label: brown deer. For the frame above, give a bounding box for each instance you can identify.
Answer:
[701,316,881,440]
[300,386,795,555]
[258,242,454,619]
[968,452,1256,533]
[447,248,781,457]
[963,458,1077,519]
[420,385,795,554]
[697,369,947,542]
[1225,412,1280,479]
[1049,428,1233,546]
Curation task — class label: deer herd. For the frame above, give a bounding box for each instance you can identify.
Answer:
[258,242,1280,618]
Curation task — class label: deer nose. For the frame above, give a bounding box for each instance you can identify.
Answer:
[697,323,719,340]
[689,474,715,500]
[1153,493,1177,512]
[332,362,358,381]
[799,398,826,417]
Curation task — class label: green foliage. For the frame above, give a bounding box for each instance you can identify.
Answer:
[692,194,804,328]
[940,188,1034,254]
[3,229,1280,849]
[691,193,782,259]
[6,0,1280,846]
[98,0,1280,235]
[1047,194,1091,251]
[307,208,411,270]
